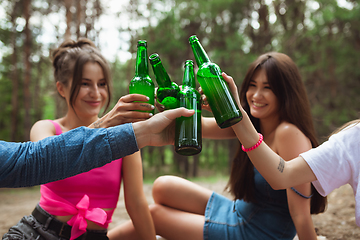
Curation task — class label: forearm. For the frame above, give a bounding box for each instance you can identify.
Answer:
[0,125,138,188]
[291,213,317,240]
[231,112,284,187]
[126,200,156,240]
[287,184,317,240]
[202,117,236,139]
[231,111,316,189]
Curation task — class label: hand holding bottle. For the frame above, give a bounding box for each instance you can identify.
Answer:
[133,107,195,148]
[89,94,154,128]
[189,35,242,128]
[199,72,241,113]
[219,72,241,107]
[129,40,155,115]
[175,60,202,155]
[198,86,211,113]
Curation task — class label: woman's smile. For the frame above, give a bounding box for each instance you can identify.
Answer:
[251,101,267,108]
[85,100,101,107]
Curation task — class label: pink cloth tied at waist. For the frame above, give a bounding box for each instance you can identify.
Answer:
[40,188,112,240]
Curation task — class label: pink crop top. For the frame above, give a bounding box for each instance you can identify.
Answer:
[39,120,123,240]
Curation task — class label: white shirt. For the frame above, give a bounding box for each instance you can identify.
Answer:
[301,123,360,226]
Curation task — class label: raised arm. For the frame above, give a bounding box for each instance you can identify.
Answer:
[0,124,138,188]
[0,108,194,188]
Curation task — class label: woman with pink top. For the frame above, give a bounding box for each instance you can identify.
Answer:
[3,38,156,240]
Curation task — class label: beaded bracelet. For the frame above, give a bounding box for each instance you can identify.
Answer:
[241,133,263,152]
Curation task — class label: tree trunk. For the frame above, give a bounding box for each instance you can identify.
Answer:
[76,0,82,39]
[23,0,32,141]
[33,57,43,121]
[192,154,199,177]
[64,0,72,40]
[10,4,19,142]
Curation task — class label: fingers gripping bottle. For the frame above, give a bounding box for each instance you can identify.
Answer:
[189,35,242,128]
[175,60,202,156]
[129,40,155,114]
[149,53,180,110]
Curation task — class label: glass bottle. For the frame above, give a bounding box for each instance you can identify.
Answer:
[129,40,155,114]
[175,60,202,156]
[189,35,242,128]
[149,53,180,110]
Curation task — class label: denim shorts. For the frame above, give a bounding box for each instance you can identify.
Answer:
[203,192,296,240]
[2,205,108,240]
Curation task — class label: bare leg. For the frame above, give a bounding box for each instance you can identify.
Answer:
[109,204,206,240]
[152,175,213,214]
[149,203,205,240]
[108,176,213,240]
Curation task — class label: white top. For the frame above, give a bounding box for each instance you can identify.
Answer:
[301,123,360,226]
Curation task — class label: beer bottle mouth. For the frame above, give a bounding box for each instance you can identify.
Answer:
[149,53,161,65]
[189,35,198,44]
[137,40,147,47]
[184,60,194,67]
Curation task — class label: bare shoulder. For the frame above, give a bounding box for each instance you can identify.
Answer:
[31,119,56,132]
[274,122,311,160]
[30,119,57,141]
[275,122,306,140]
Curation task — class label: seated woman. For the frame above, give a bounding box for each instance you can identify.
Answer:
[3,38,156,240]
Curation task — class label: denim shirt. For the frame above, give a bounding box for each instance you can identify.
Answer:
[0,123,138,188]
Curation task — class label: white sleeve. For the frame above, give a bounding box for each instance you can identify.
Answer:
[300,126,360,196]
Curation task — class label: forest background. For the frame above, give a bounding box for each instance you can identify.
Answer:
[0,0,359,180]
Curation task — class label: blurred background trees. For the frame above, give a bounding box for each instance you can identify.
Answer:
[0,0,359,179]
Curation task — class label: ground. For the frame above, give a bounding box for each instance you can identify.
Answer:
[1,179,359,239]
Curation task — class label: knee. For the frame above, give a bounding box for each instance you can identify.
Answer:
[152,175,175,203]
[149,203,162,217]
[148,203,169,233]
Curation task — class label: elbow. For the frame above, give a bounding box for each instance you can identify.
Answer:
[125,198,148,216]
[270,183,282,191]
[269,181,286,190]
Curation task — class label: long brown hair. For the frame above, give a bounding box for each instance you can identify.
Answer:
[226,52,327,214]
[52,38,112,116]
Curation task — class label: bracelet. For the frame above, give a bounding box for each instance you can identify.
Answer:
[291,187,313,199]
[241,133,263,152]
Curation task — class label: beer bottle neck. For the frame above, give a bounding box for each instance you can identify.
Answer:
[190,40,211,67]
[183,62,196,89]
[151,61,172,88]
[135,46,149,77]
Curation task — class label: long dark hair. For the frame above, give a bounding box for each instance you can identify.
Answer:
[52,38,112,115]
[226,52,327,214]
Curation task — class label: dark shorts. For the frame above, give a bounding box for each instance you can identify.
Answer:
[203,192,296,240]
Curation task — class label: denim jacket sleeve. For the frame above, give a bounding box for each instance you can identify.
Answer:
[0,123,139,188]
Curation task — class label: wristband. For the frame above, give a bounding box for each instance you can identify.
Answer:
[242,133,263,152]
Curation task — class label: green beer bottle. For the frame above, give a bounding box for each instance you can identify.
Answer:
[149,53,180,110]
[175,60,202,156]
[129,40,155,114]
[189,35,242,128]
